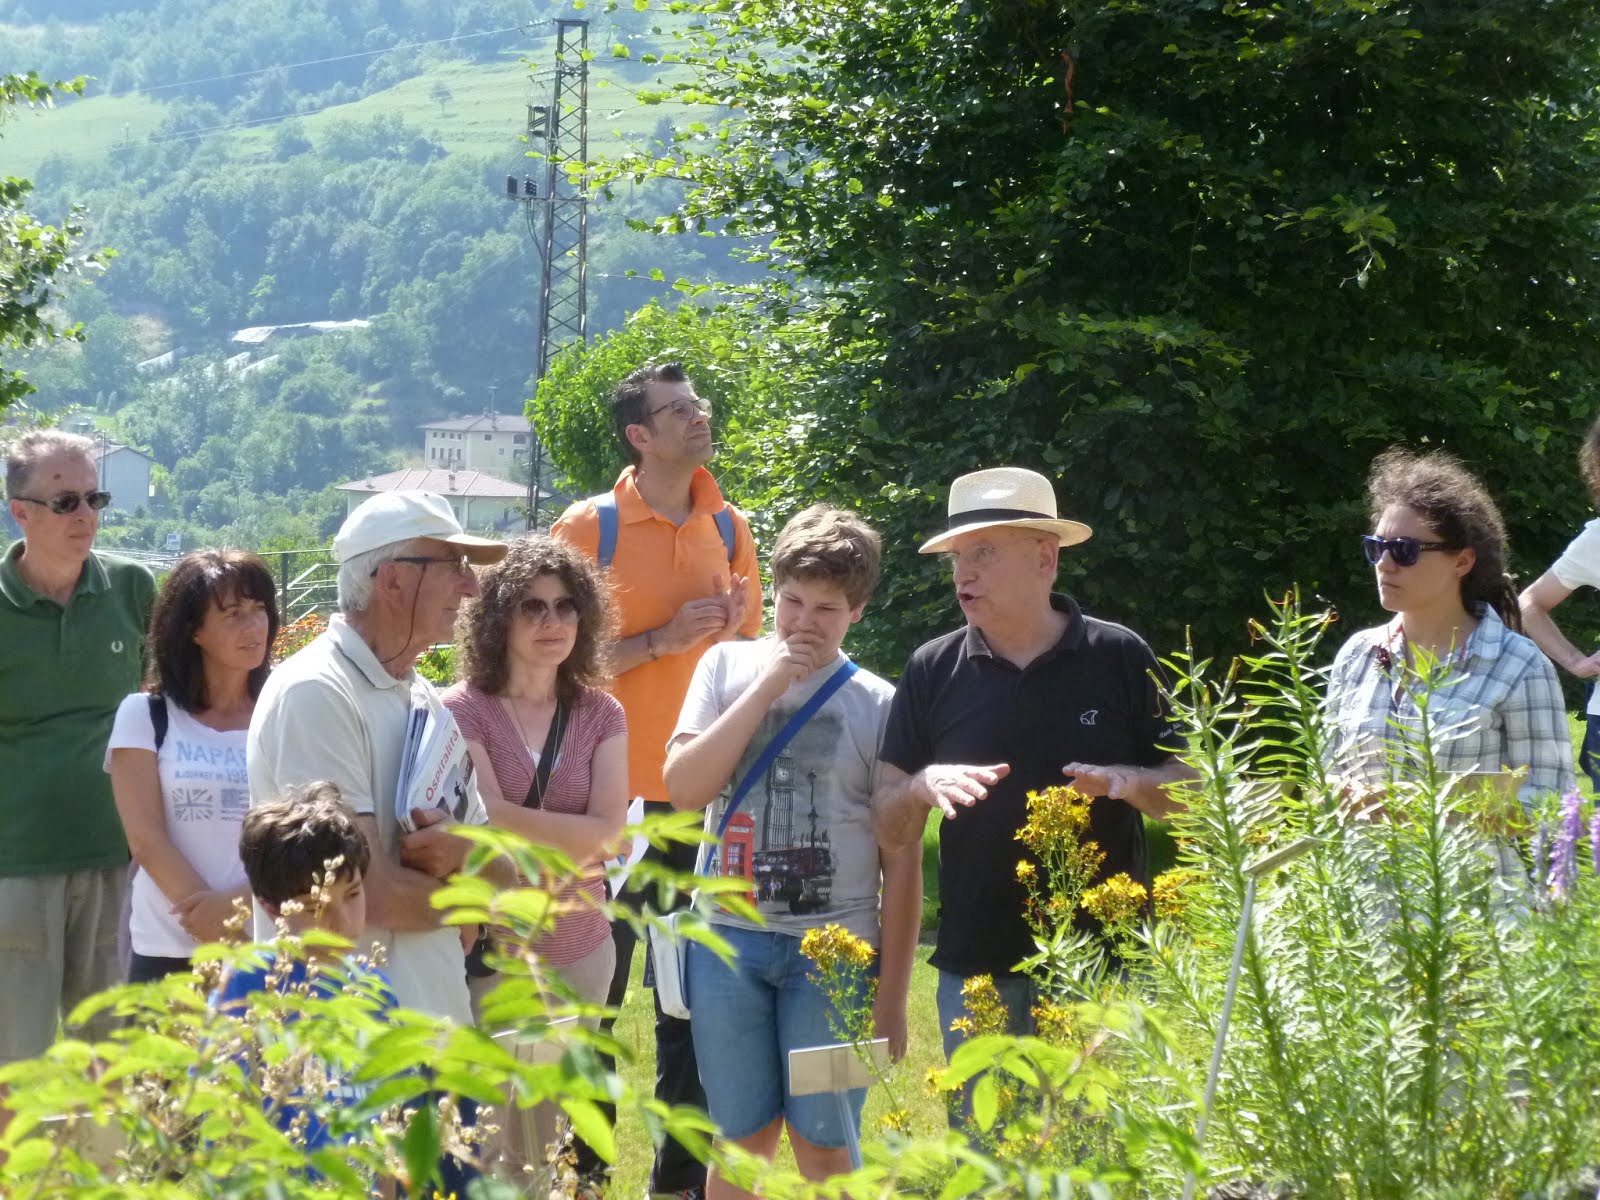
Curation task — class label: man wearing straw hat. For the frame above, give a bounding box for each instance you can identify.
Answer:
[872,466,1190,1065]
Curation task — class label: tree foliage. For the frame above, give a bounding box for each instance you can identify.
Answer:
[0,73,110,414]
[584,0,1600,669]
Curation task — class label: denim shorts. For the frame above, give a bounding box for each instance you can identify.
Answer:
[686,924,868,1147]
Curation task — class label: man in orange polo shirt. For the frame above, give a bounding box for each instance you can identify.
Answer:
[553,360,761,1200]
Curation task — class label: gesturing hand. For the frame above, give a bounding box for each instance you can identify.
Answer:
[1061,762,1135,800]
[721,573,751,638]
[657,597,731,656]
[917,762,1010,820]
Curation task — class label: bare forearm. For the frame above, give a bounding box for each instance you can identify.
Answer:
[665,679,783,811]
[125,831,209,905]
[485,801,623,866]
[877,852,921,1010]
[1520,603,1585,674]
[871,773,931,853]
[1124,761,1197,820]
[365,865,446,932]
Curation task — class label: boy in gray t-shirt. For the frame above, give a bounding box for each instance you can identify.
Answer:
[665,504,920,1187]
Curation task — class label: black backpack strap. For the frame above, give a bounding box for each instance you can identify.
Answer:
[147,693,169,752]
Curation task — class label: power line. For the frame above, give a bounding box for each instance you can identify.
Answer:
[133,26,533,96]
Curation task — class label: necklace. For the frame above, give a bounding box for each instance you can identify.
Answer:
[501,693,555,755]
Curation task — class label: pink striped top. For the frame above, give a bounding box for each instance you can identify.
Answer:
[442,681,626,966]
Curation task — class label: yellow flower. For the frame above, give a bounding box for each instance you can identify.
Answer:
[1032,998,1078,1045]
[956,974,1009,1037]
[1080,873,1149,928]
[800,923,876,974]
[1152,867,1201,920]
[924,1066,946,1095]
[1015,860,1037,882]
[878,1106,912,1135]
[1015,786,1094,856]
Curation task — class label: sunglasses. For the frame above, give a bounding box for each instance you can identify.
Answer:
[518,595,580,624]
[643,396,712,422]
[371,554,473,578]
[16,490,112,515]
[1361,535,1456,567]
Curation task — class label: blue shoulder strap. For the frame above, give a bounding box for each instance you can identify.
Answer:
[708,659,861,861]
[595,492,734,568]
[713,506,736,563]
[594,492,619,569]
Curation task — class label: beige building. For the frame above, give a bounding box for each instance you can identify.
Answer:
[421,414,533,473]
[335,468,527,532]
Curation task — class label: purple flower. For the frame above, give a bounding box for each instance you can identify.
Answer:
[1375,645,1393,674]
[1592,804,1600,877]
[1532,824,1548,897]
[1548,788,1584,902]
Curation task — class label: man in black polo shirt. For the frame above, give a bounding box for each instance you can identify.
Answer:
[873,467,1190,1069]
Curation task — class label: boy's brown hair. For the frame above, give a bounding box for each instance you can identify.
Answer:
[238,783,370,906]
[770,504,882,607]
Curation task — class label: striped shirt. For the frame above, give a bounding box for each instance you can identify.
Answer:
[1326,605,1576,809]
[443,682,626,965]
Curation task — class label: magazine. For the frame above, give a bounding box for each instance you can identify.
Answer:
[394,685,476,834]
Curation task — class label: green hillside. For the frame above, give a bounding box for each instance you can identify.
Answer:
[0,87,168,178]
[2,55,698,180]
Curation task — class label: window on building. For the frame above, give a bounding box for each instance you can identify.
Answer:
[498,447,505,455]
[484,434,492,441]
[513,434,527,445]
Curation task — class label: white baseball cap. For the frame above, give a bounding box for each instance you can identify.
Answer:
[332,491,508,565]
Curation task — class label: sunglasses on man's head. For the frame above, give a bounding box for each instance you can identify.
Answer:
[16,490,112,515]
[1361,534,1456,567]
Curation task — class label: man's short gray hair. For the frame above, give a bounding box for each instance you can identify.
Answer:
[5,430,96,499]
[336,539,422,614]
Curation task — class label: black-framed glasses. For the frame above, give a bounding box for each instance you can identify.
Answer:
[643,395,712,422]
[16,490,112,515]
[518,595,580,625]
[1361,535,1456,567]
[371,554,472,578]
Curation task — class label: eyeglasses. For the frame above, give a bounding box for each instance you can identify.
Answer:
[518,595,580,625]
[15,490,112,515]
[643,396,712,423]
[372,554,473,578]
[1361,535,1456,567]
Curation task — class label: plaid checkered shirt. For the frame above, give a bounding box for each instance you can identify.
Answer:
[1326,604,1576,808]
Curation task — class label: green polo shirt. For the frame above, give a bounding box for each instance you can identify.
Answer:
[0,541,155,877]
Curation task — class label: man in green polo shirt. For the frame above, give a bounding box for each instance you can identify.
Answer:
[0,430,155,1086]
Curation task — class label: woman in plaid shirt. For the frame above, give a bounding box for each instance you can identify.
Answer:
[1326,448,1576,815]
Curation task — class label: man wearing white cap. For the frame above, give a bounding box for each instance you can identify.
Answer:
[872,467,1190,1068]
[247,491,508,1021]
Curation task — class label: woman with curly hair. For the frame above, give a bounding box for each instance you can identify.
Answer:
[441,535,627,1177]
[1326,447,1574,814]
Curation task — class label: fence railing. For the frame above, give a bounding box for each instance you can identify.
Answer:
[266,547,338,625]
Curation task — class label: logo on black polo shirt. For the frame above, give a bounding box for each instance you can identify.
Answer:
[1079,709,1099,726]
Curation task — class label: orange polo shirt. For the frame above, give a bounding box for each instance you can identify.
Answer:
[552,466,763,804]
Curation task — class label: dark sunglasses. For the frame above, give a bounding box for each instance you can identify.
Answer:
[518,595,580,624]
[1361,535,1456,567]
[16,490,112,515]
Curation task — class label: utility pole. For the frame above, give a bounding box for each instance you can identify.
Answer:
[523,18,590,530]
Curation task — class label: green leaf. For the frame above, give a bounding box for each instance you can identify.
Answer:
[401,1100,441,1193]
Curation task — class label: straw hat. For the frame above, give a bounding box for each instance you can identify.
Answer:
[918,466,1092,555]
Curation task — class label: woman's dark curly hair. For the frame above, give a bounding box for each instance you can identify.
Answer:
[1368,447,1522,633]
[455,534,614,704]
[146,550,281,711]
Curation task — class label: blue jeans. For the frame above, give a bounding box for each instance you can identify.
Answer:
[935,969,1036,1129]
[687,925,869,1148]
[1581,708,1600,793]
